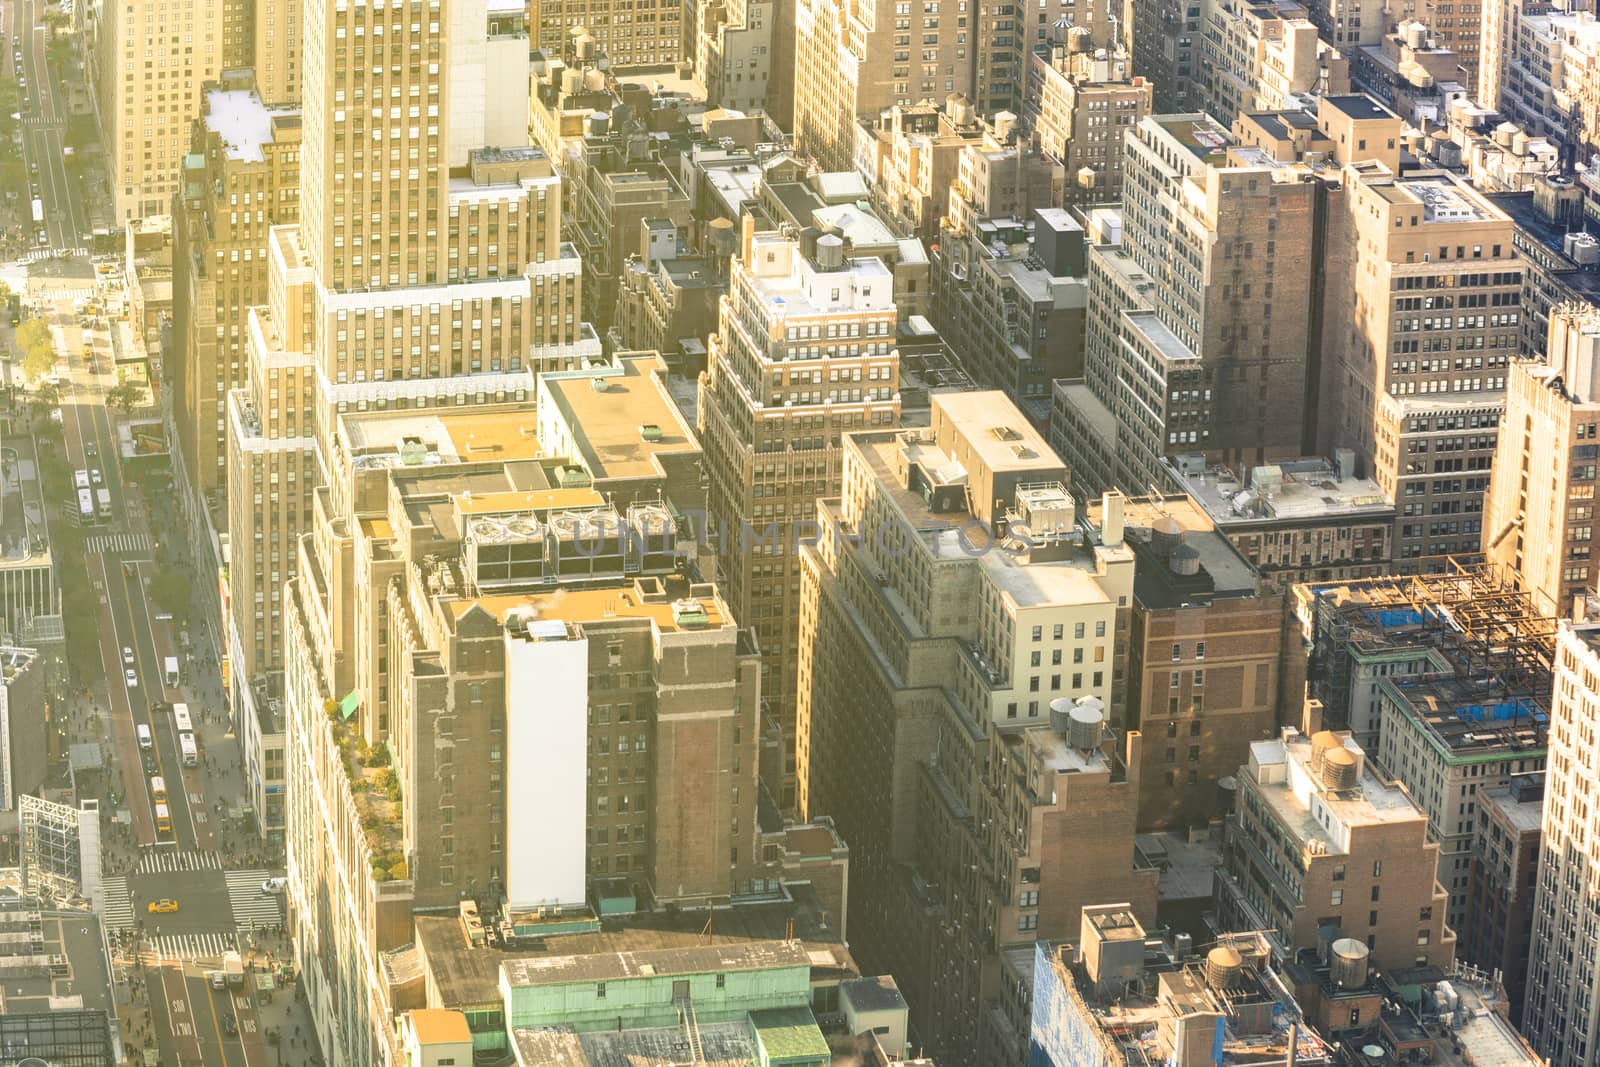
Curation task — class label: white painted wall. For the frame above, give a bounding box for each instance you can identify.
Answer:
[504,623,589,908]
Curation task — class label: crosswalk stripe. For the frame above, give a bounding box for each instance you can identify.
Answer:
[225,870,285,928]
[136,850,223,875]
[84,532,153,555]
[98,875,134,930]
[147,932,238,962]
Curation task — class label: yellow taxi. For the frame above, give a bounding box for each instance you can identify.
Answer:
[147,899,179,914]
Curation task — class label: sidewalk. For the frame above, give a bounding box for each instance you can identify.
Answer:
[249,953,324,1067]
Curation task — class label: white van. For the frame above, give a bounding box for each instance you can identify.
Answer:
[136,724,152,749]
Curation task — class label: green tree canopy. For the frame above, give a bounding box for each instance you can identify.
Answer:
[15,318,54,381]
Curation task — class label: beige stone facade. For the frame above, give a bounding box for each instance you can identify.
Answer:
[796,393,1157,1064]
[1323,155,1519,567]
[174,80,301,512]
[699,226,903,809]
[95,0,226,221]
[1484,305,1600,617]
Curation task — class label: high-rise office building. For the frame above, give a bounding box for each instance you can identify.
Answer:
[1484,304,1600,616]
[529,0,682,70]
[698,223,903,809]
[1080,493,1297,833]
[252,0,304,105]
[1463,773,1543,1026]
[1022,39,1152,211]
[1052,113,1328,496]
[695,0,786,117]
[225,0,573,684]
[796,392,1158,1064]
[1322,157,1521,567]
[95,0,228,220]
[173,77,301,514]
[1477,0,1544,113]
[793,0,1119,169]
[1523,620,1600,1064]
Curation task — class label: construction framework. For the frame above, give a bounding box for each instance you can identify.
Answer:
[1300,557,1560,727]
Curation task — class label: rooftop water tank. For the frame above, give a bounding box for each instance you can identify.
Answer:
[1330,937,1371,988]
[816,233,845,269]
[1207,946,1244,989]
[1068,702,1104,751]
[1322,746,1358,790]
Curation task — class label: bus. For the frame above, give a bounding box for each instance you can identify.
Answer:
[179,733,198,767]
[149,775,167,804]
[73,469,89,490]
[172,703,192,733]
[154,802,171,834]
[76,488,94,521]
[96,488,111,518]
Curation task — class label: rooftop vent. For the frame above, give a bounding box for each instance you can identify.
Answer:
[991,425,1024,441]
[591,378,610,392]
[639,423,663,443]
[671,597,709,628]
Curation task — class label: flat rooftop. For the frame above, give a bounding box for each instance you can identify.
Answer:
[1322,94,1399,122]
[203,88,290,163]
[417,889,852,1010]
[1167,458,1394,527]
[1151,114,1233,161]
[0,434,50,567]
[1083,494,1261,604]
[1248,733,1425,852]
[929,390,1059,475]
[540,353,700,482]
[1478,785,1544,834]
[502,940,812,988]
[1124,309,1197,363]
[513,1022,762,1067]
[451,579,731,637]
[344,406,544,468]
[1370,174,1505,225]
[854,431,1131,609]
[0,902,115,1023]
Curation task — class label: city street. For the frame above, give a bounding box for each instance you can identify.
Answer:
[11,0,90,249]
[0,13,311,1054]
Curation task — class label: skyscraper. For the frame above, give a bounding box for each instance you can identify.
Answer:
[795,393,1157,1063]
[698,223,903,809]
[1052,112,1328,496]
[1522,620,1600,1064]
[1484,304,1600,616]
[225,0,579,684]
[95,0,228,220]
[173,77,301,514]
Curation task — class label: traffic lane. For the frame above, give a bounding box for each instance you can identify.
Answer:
[120,559,203,851]
[150,962,203,1067]
[90,552,155,844]
[202,979,257,1067]
[87,381,130,518]
[106,553,183,844]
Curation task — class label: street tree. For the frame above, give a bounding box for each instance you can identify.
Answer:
[28,380,60,411]
[15,318,54,381]
[106,383,140,413]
